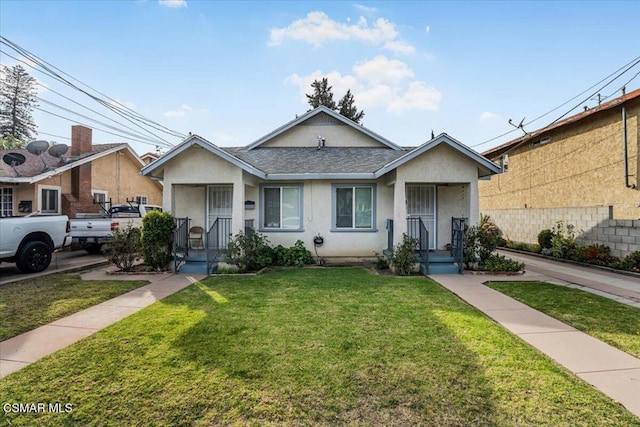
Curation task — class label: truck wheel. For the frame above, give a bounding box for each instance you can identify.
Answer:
[16,241,53,273]
[84,244,103,254]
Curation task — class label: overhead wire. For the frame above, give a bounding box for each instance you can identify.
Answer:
[0,38,186,146]
[471,55,640,149]
[1,37,186,139]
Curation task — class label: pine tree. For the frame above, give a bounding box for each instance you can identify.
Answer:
[0,64,38,142]
[338,89,365,123]
[306,78,337,110]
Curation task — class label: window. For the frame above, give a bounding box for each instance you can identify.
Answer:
[1,187,13,217]
[92,190,107,205]
[261,185,302,230]
[332,184,375,230]
[501,154,509,173]
[39,185,60,214]
[532,137,550,147]
[135,195,148,205]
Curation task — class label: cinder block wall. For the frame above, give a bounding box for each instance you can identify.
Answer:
[483,206,640,258]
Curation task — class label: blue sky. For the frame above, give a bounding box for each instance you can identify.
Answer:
[1,0,639,156]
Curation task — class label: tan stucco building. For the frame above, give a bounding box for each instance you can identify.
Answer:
[0,125,162,218]
[479,88,640,257]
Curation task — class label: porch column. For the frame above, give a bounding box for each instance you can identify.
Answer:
[469,181,479,226]
[393,181,406,246]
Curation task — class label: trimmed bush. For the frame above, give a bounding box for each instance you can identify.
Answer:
[390,233,418,276]
[141,211,175,271]
[537,229,555,250]
[225,230,273,272]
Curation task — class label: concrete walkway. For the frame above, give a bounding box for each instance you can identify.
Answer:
[433,262,640,418]
[0,270,203,379]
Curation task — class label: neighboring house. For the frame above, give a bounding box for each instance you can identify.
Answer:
[140,152,159,165]
[0,125,163,218]
[479,88,640,257]
[141,106,499,265]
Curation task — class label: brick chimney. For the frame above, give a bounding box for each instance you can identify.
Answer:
[71,125,92,155]
[66,125,96,218]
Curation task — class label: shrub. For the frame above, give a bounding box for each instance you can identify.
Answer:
[537,229,555,250]
[613,251,640,272]
[464,215,504,268]
[572,244,614,266]
[550,220,578,259]
[479,253,524,272]
[104,224,141,271]
[390,233,418,276]
[141,211,175,271]
[283,240,314,266]
[225,230,273,272]
[374,251,389,270]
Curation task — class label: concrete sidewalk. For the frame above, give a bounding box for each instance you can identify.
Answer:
[0,270,202,379]
[434,272,640,418]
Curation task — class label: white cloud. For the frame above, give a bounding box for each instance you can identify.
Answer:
[479,111,502,122]
[158,0,186,8]
[163,104,193,118]
[353,56,414,85]
[425,25,430,34]
[387,81,442,114]
[354,4,377,13]
[287,56,442,114]
[269,11,414,54]
[111,98,136,110]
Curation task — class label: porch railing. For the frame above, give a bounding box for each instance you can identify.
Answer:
[408,217,429,273]
[173,217,189,272]
[206,217,233,273]
[451,217,467,274]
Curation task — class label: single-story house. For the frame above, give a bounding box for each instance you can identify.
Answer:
[1,125,163,219]
[141,106,500,272]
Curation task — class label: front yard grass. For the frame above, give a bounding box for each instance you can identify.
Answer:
[1,268,638,426]
[487,281,640,358]
[0,274,148,341]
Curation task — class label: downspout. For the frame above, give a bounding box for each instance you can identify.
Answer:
[622,102,636,188]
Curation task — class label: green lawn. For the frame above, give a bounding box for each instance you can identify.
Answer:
[1,268,638,426]
[487,281,640,358]
[0,274,148,341]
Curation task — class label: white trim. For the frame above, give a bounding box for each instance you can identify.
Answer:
[38,184,62,215]
[0,186,14,217]
[246,106,402,151]
[91,190,108,204]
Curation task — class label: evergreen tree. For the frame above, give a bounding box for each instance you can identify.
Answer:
[306,78,337,110]
[0,65,38,142]
[0,135,24,149]
[338,89,365,123]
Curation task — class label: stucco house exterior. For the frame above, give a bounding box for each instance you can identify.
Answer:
[142,106,499,272]
[0,125,163,219]
[479,88,640,258]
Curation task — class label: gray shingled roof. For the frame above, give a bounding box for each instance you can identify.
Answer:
[225,147,408,174]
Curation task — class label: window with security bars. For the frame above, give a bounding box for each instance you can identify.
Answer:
[1,187,13,217]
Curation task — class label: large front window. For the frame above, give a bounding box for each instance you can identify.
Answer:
[262,185,302,230]
[333,184,375,230]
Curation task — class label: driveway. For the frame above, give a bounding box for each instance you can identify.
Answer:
[0,249,109,285]
[497,249,640,304]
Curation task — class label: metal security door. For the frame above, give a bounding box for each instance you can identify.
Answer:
[406,184,436,249]
[207,184,233,247]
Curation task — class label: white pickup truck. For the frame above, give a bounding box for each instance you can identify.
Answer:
[0,215,72,273]
[70,204,162,253]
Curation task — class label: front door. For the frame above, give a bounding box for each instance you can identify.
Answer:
[406,184,436,249]
[207,184,233,247]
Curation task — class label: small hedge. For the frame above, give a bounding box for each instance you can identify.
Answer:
[225,231,314,272]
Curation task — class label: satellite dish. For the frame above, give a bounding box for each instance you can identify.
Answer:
[3,152,26,166]
[48,143,69,158]
[26,140,50,155]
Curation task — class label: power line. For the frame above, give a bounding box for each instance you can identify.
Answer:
[37,131,70,141]
[471,55,640,149]
[0,38,186,146]
[34,107,174,147]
